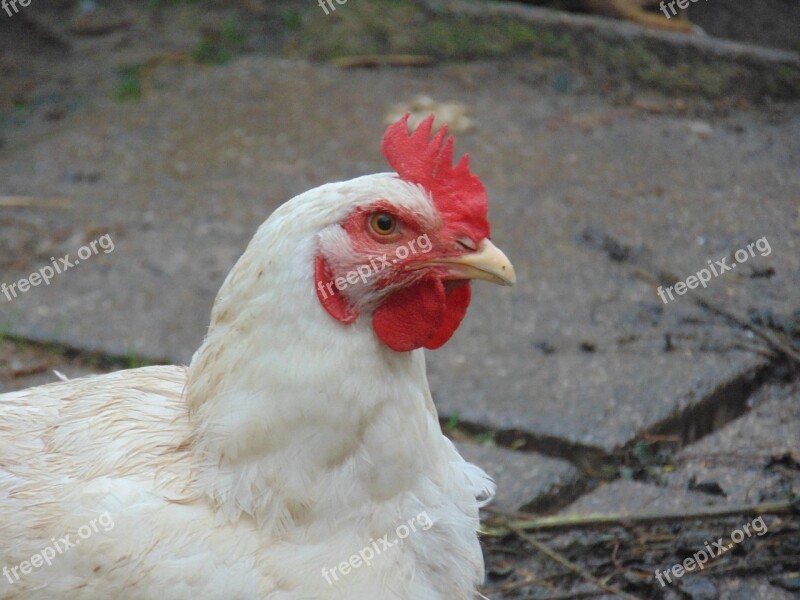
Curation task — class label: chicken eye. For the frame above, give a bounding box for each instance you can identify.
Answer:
[369,213,397,236]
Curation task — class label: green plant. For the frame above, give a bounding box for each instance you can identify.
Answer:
[445,413,461,432]
[113,65,143,102]
[221,15,245,45]
[147,0,200,8]
[281,9,302,30]
[633,440,651,462]
[193,15,246,65]
[474,431,497,447]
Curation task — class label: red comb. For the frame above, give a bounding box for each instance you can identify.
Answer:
[381,114,489,240]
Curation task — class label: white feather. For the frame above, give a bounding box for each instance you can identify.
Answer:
[0,174,494,599]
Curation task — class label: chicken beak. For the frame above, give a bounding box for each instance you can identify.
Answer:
[420,239,516,286]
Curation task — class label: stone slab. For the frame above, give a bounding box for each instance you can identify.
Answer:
[662,382,800,504]
[560,479,729,516]
[455,441,579,513]
[431,350,767,453]
[1,53,798,454]
[558,384,800,513]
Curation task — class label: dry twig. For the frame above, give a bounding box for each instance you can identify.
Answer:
[483,500,795,533]
[499,517,644,600]
[0,196,72,209]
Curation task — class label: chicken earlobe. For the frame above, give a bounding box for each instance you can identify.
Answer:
[314,254,359,324]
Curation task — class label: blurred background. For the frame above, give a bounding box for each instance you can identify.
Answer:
[1,1,799,598]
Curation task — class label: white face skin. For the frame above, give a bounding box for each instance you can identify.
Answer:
[313,177,444,312]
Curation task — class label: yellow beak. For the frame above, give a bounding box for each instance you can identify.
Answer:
[416,239,516,286]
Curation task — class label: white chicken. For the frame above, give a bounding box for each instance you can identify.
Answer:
[0,114,515,600]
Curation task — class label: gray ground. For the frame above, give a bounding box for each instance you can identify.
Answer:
[1,1,799,598]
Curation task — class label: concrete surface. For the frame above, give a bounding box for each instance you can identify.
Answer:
[455,440,580,512]
[2,57,797,458]
[557,383,799,516]
[560,479,729,515]
[663,382,800,504]
[2,4,798,597]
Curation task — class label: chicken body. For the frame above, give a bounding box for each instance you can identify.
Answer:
[0,172,500,599]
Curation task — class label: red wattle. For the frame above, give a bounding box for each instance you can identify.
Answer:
[372,278,471,352]
[424,281,471,350]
